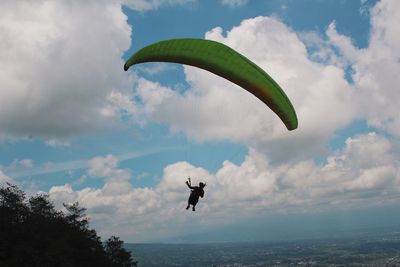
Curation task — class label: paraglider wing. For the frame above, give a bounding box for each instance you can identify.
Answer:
[124,38,298,130]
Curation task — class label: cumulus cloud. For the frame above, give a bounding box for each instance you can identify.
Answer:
[135,16,356,162]
[324,0,400,136]
[50,154,193,241]
[6,0,395,161]
[0,0,133,140]
[88,154,131,181]
[221,0,248,7]
[123,0,195,11]
[49,132,400,242]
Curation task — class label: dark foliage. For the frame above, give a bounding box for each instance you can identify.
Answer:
[105,236,138,267]
[0,183,137,267]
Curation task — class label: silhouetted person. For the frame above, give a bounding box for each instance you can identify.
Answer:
[185,178,205,211]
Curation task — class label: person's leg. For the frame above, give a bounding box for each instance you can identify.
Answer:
[192,204,196,211]
[186,199,190,210]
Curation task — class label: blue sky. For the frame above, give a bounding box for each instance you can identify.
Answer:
[2,0,400,243]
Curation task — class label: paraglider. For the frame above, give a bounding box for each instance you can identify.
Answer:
[123,38,298,131]
[123,38,298,211]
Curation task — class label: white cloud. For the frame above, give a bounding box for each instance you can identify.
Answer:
[19,159,34,168]
[0,0,133,139]
[48,153,214,241]
[88,154,131,181]
[9,159,34,169]
[1,159,35,180]
[72,175,87,186]
[221,0,248,7]
[136,63,176,76]
[0,170,14,185]
[6,147,173,179]
[48,132,400,242]
[123,0,195,11]
[45,139,71,147]
[325,0,400,137]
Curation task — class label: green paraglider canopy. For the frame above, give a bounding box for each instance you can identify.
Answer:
[124,38,298,131]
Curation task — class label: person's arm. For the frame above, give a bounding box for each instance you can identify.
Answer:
[200,190,204,198]
[186,181,195,189]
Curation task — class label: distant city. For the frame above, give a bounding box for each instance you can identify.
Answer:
[126,230,400,267]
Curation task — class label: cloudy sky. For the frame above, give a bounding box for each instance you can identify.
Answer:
[2,0,400,243]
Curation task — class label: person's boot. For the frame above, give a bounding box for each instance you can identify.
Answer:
[192,206,195,211]
[186,205,190,210]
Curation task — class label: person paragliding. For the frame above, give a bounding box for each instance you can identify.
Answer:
[185,177,206,211]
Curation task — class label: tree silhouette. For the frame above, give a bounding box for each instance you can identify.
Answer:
[105,236,138,267]
[0,183,137,267]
